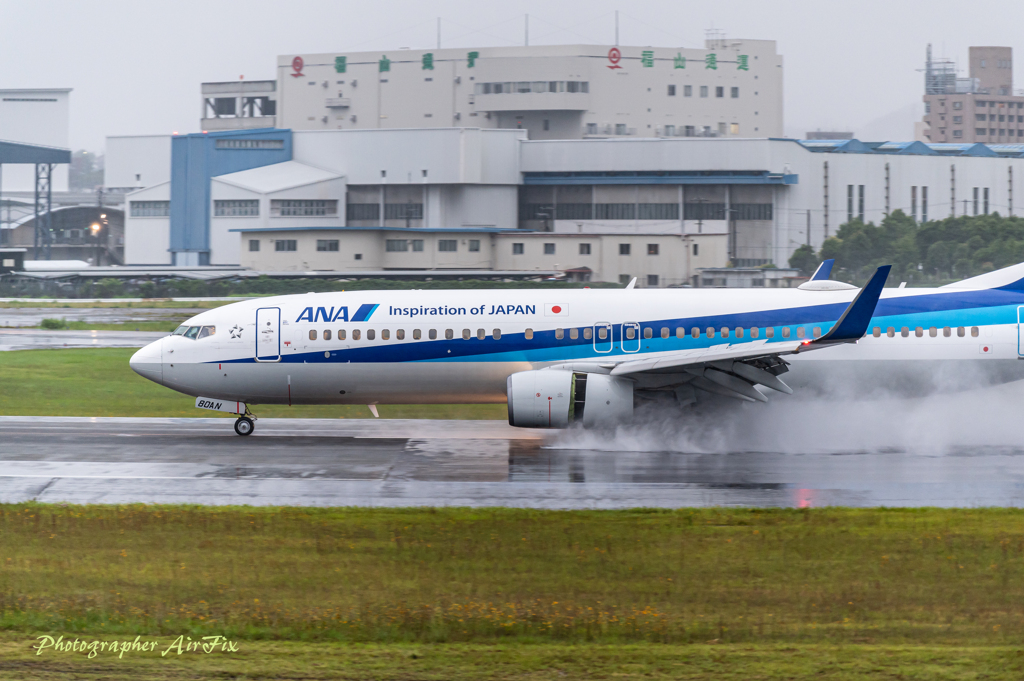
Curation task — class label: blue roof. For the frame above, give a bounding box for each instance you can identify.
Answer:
[797,138,1013,157]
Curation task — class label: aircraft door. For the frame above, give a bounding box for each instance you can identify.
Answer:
[593,322,613,353]
[255,307,281,362]
[1018,307,1024,356]
[621,322,641,353]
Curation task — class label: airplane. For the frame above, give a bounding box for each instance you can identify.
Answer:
[129,261,1024,436]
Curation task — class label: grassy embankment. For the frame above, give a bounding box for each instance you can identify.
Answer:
[2,506,1024,678]
[0,348,506,419]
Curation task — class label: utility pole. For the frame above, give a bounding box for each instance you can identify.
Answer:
[806,210,811,246]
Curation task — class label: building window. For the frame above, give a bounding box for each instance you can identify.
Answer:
[973,187,979,215]
[585,122,597,134]
[984,187,989,214]
[354,253,362,260]
[412,239,424,252]
[847,185,854,222]
[684,85,692,97]
[317,239,339,252]
[953,116,962,124]
[693,243,699,256]
[953,101,962,110]
[911,186,917,221]
[274,240,297,252]
[512,243,524,255]
[619,243,631,255]
[271,200,338,217]
[953,129,962,138]
[597,203,636,219]
[976,128,987,136]
[383,203,424,220]
[647,244,659,255]
[976,113,987,121]
[579,243,591,255]
[619,274,631,285]
[385,239,409,252]
[129,200,169,217]
[248,239,260,252]
[731,87,739,98]
[215,139,284,149]
[715,86,724,98]
[438,240,457,252]
[730,123,739,135]
[646,274,659,287]
[468,239,480,252]
[668,84,676,96]
[700,85,708,98]
[543,243,555,255]
[615,123,627,135]
[664,125,676,136]
[732,204,773,220]
[922,186,928,222]
[214,199,259,217]
[858,185,865,221]
[347,203,380,221]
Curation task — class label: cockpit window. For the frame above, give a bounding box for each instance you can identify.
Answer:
[172,325,188,335]
[183,326,200,340]
[197,326,215,339]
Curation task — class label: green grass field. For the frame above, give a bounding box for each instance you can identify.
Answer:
[0,348,506,419]
[2,506,1024,678]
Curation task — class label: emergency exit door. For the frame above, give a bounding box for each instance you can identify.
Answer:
[256,307,281,362]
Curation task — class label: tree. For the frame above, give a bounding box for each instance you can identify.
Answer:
[69,150,104,191]
[788,245,819,276]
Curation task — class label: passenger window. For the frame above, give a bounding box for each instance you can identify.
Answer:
[397,329,405,340]
[735,327,743,338]
[173,325,188,336]
[626,327,636,340]
[721,327,729,338]
[338,329,346,340]
[971,327,980,337]
[525,328,534,340]
[812,327,821,338]
[352,329,361,340]
[675,327,684,338]
[661,327,670,339]
[943,327,951,337]
[872,327,881,337]
[462,329,471,340]
[584,328,593,340]
[429,329,438,340]
[766,327,774,338]
[570,328,579,340]
[706,327,714,338]
[957,327,965,337]
[445,329,454,340]
[750,327,759,339]
[781,327,790,338]
[184,326,200,340]
[901,327,909,337]
[597,327,606,340]
[493,329,501,340]
[323,329,332,341]
[887,327,895,337]
[476,329,485,340]
[644,327,652,339]
[929,327,937,338]
[197,326,215,339]
[796,327,806,339]
[691,328,700,339]
[367,329,376,341]
[309,329,317,341]
[915,327,923,338]
[413,329,422,340]
[381,329,390,340]
[556,328,565,340]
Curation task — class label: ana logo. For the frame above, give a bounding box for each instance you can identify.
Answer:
[295,303,378,323]
[607,47,622,70]
[228,324,243,339]
[290,56,305,78]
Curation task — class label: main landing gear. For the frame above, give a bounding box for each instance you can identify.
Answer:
[234,406,257,436]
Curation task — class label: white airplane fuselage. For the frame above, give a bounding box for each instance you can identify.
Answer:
[129,281,1024,416]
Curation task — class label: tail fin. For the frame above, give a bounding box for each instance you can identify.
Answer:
[810,259,835,281]
[940,262,1024,290]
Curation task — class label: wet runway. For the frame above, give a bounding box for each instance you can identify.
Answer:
[4,415,1024,508]
[0,329,167,351]
[0,307,201,328]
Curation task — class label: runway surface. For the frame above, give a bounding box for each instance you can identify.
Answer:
[0,307,200,328]
[0,329,166,351]
[4,415,1024,508]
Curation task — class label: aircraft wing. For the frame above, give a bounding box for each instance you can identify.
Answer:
[605,265,891,402]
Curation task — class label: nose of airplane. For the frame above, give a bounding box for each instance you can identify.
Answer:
[130,338,164,384]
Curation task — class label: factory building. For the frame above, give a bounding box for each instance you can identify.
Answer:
[112,127,1024,285]
[201,40,783,142]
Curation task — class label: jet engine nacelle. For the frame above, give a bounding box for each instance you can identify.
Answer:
[506,370,633,429]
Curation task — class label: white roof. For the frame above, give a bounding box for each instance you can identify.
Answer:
[212,161,343,194]
[24,260,91,271]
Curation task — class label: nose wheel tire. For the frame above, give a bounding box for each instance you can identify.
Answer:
[234,417,255,436]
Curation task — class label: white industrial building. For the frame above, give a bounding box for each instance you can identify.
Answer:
[110,127,1024,286]
[0,88,71,192]
[201,41,783,142]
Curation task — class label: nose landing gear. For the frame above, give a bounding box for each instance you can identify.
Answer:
[233,406,257,436]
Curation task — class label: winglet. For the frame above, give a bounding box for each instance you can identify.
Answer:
[625,277,637,290]
[808,265,891,347]
[810,259,835,281]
